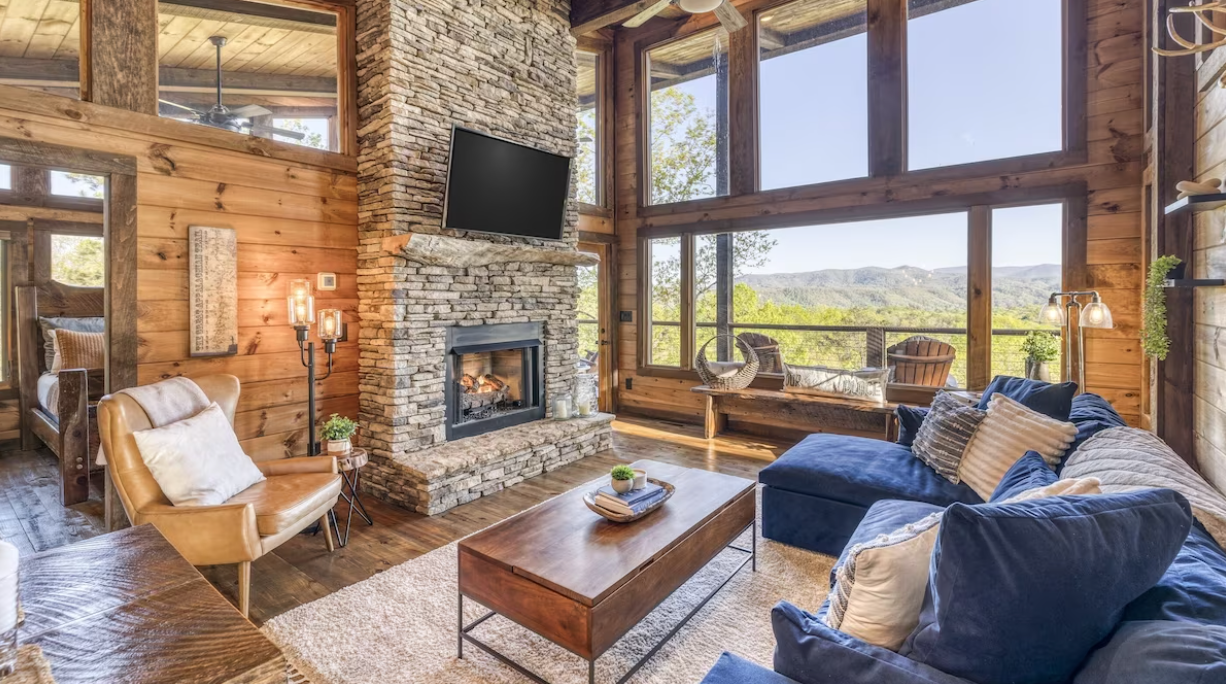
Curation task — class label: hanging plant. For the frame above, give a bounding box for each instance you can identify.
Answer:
[1142,255,1182,360]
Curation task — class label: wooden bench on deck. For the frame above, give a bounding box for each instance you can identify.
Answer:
[691,385,899,442]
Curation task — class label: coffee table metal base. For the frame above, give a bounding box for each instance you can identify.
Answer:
[457,521,756,684]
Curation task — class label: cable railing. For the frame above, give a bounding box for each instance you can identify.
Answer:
[646,321,1060,387]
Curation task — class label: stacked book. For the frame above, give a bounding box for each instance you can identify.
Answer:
[594,482,666,517]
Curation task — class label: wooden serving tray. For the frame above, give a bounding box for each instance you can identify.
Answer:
[583,478,675,523]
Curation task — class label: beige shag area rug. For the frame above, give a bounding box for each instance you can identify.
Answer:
[264,499,834,684]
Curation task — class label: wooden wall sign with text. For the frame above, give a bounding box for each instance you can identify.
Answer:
[189,225,238,357]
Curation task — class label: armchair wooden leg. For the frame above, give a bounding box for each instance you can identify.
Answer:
[321,514,335,553]
[237,561,251,619]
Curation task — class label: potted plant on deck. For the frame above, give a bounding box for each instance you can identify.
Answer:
[1021,330,1060,382]
[321,414,357,454]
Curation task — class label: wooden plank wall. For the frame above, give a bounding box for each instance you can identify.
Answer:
[1192,52,1226,490]
[612,0,1146,427]
[0,93,358,462]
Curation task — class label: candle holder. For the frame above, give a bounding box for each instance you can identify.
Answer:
[287,282,343,456]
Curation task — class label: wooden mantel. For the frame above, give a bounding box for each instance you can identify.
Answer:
[382,233,600,267]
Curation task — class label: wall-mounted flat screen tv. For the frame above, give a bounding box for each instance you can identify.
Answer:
[442,127,571,241]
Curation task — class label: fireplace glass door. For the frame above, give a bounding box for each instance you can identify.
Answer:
[445,322,545,440]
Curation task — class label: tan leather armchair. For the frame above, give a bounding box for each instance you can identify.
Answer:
[97,374,342,618]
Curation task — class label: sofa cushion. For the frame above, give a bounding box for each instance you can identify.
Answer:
[760,434,983,510]
[957,394,1077,499]
[976,375,1077,421]
[772,601,977,684]
[1123,521,1226,625]
[225,472,342,536]
[700,653,801,684]
[895,405,929,448]
[989,451,1058,502]
[901,490,1193,684]
[1065,393,1126,460]
[832,499,945,587]
[1074,620,1226,684]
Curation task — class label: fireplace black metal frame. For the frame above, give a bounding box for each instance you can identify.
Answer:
[445,321,546,441]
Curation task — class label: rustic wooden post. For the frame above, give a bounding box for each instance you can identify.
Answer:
[715,234,734,361]
[866,327,886,369]
[867,0,907,176]
[81,0,160,114]
[967,206,992,391]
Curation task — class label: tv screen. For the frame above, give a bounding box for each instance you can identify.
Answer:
[443,127,571,241]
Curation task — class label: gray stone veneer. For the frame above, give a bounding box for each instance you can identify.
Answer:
[364,413,615,515]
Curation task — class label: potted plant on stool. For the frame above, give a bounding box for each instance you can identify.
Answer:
[321,414,357,454]
[1021,330,1060,382]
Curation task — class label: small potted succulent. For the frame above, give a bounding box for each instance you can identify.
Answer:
[321,413,357,454]
[610,465,636,494]
[1021,330,1060,382]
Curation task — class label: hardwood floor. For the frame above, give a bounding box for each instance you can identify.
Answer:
[0,416,792,625]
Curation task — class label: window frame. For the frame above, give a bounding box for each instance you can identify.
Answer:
[634,184,1088,399]
[633,0,1086,210]
[576,38,614,215]
[153,0,358,156]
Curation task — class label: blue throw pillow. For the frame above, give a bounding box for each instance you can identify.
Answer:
[989,451,1058,502]
[900,490,1193,684]
[977,375,1078,421]
[1064,393,1127,463]
[896,405,929,447]
[1123,520,1226,625]
[1074,621,1226,684]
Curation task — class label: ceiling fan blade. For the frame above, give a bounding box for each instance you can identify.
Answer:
[158,99,201,114]
[249,124,306,141]
[624,0,671,28]
[712,0,747,32]
[231,104,272,118]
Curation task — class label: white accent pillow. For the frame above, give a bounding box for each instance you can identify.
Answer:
[956,393,1078,499]
[133,403,265,507]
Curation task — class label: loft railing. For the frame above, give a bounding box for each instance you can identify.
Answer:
[638,321,1060,386]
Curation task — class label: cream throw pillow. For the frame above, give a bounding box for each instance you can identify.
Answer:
[823,478,1100,651]
[133,403,265,507]
[956,394,1078,499]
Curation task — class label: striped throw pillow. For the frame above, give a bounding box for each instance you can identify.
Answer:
[957,393,1078,499]
[54,329,105,372]
[911,392,986,483]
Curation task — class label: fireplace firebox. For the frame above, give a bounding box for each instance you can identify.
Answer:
[445,322,545,440]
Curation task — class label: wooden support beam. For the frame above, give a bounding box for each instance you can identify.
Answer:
[867,0,907,177]
[82,0,160,115]
[0,58,338,98]
[160,0,338,27]
[728,22,758,197]
[1151,0,1196,465]
[10,167,49,208]
[967,206,992,391]
[572,0,665,37]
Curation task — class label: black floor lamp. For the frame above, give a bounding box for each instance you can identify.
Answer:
[1038,290,1114,393]
[288,279,343,456]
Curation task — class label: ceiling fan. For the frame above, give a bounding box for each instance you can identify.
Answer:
[159,36,305,141]
[623,0,747,31]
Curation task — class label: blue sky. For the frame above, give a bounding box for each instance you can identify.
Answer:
[661,0,1064,274]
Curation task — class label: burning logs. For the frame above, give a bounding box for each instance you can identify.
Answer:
[458,373,511,411]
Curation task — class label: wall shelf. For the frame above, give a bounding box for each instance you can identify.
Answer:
[1164,279,1226,288]
[1164,194,1226,215]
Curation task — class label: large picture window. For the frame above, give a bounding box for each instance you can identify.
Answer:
[758,0,868,189]
[644,199,1073,391]
[907,0,1063,169]
[156,0,342,152]
[646,28,730,205]
[576,50,601,206]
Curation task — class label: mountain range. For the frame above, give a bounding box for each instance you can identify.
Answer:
[737,264,1060,311]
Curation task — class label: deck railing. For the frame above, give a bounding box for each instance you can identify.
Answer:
[635,321,1060,386]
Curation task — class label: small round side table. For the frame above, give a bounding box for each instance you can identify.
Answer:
[328,447,373,548]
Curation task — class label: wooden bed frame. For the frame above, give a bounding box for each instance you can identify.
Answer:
[16,282,106,506]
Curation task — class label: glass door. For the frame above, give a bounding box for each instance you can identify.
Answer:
[577,242,613,412]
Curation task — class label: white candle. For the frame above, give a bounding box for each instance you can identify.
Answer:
[0,540,16,632]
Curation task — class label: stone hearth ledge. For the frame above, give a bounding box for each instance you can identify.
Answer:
[362,413,615,515]
[382,233,600,268]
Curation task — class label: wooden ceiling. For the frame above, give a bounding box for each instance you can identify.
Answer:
[0,0,338,107]
[578,49,598,106]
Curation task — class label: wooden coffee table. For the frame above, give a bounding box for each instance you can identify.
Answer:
[457,460,756,684]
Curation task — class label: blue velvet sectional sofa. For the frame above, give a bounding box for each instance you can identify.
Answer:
[700,380,1226,684]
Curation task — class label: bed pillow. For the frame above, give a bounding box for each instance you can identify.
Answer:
[900,489,1193,684]
[976,375,1077,421]
[133,403,265,507]
[957,394,1077,499]
[911,393,985,482]
[38,316,105,371]
[894,405,929,447]
[53,329,105,371]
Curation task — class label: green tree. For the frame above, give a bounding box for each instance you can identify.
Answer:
[274,119,327,151]
[52,236,104,287]
[64,173,104,199]
[575,108,598,205]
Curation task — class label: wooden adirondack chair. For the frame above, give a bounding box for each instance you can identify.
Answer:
[887,335,957,387]
[737,332,784,374]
